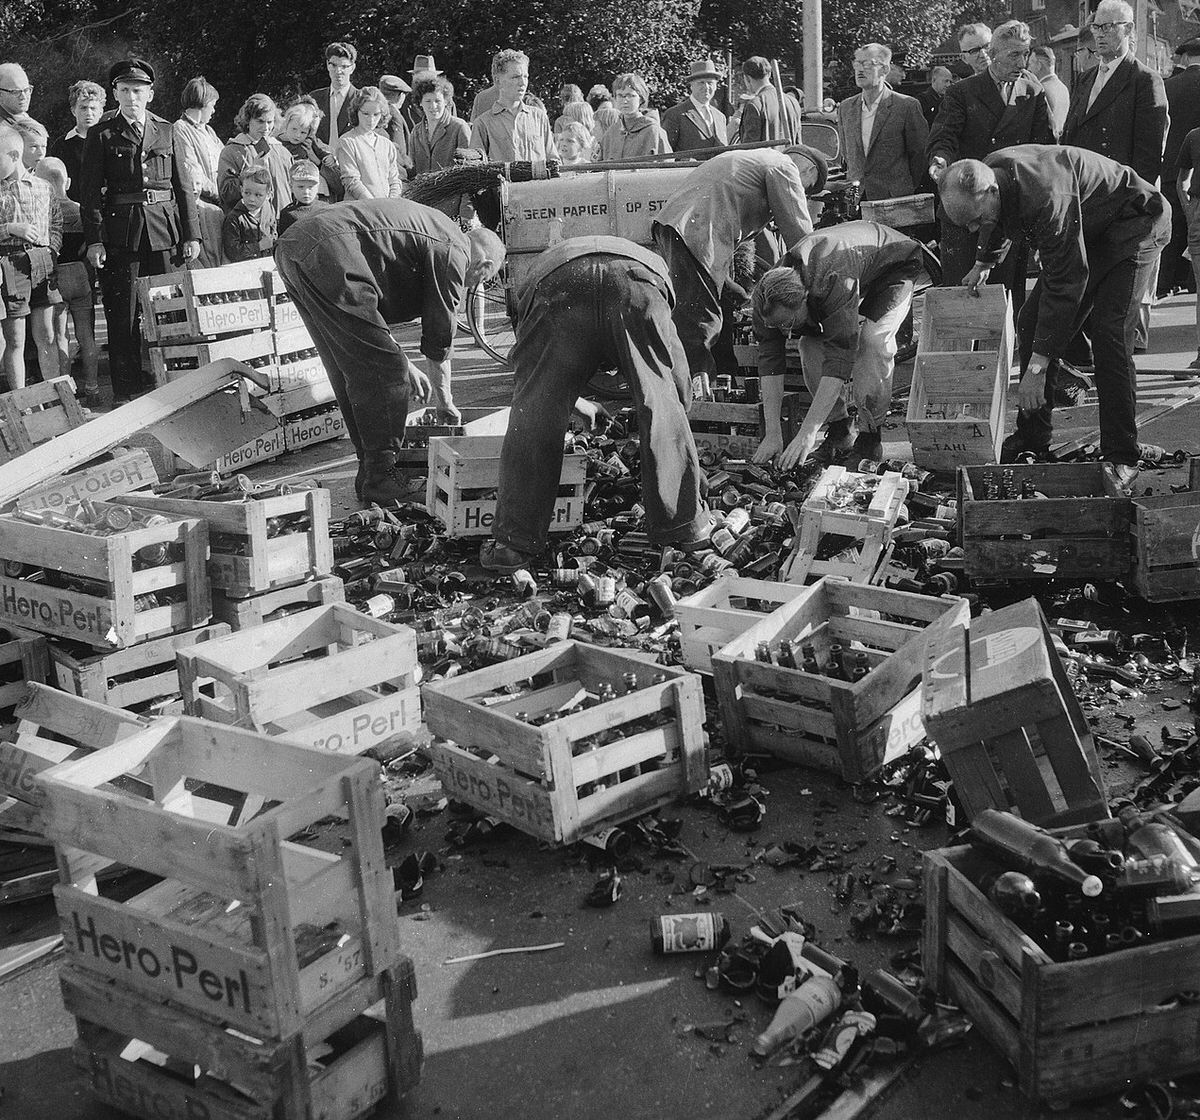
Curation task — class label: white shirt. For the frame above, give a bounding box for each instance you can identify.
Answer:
[1088,50,1127,110]
[860,87,888,153]
[688,94,715,131]
[329,87,349,146]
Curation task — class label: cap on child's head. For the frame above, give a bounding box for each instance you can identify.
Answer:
[289,159,320,184]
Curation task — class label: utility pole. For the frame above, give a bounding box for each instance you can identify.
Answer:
[804,0,823,109]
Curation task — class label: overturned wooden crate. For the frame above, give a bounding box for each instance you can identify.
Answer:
[676,576,809,673]
[922,598,1108,827]
[0,501,210,650]
[427,435,586,538]
[38,716,421,1119]
[423,641,707,844]
[0,624,48,719]
[687,395,805,461]
[211,574,345,631]
[712,577,969,781]
[924,822,1200,1108]
[13,447,159,514]
[119,488,333,598]
[49,622,231,710]
[0,377,88,464]
[782,466,908,585]
[179,603,421,756]
[906,287,1011,472]
[958,463,1130,581]
[137,259,271,343]
[1131,462,1200,601]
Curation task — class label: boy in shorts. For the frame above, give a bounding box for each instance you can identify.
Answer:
[277,159,330,235]
[36,157,98,402]
[0,121,61,389]
[222,164,277,262]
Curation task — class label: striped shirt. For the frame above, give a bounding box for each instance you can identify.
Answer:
[0,168,62,256]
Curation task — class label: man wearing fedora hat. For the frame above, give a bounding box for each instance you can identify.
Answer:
[79,57,198,401]
[661,60,728,159]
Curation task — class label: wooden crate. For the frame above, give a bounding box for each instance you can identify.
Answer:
[119,488,333,598]
[0,377,88,464]
[149,329,278,388]
[273,324,330,391]
[38,717,403,1038]
[137,260,271,343]
[906,287,1011,472]
[0,501,210,650]
[263,382,338,419]
[712,577,969,781]
[14,448,158,514]
[687,395,804,461]
[426,434,586,538]
[1132,476,1200,602]
[859,192,935,228]
[423,641,708,844]
[958,463,1130,581]
[676,576,810,673]
[49,623,231,709]
[262,262,306,332]
[924,826,1200,1107]
[781,466,909,585]
[179,604,421,756]
[211,575,345,631]
[211,423,288,473]
[284,406,347,452]
[922,598,1108,827]
[0,625,48,718]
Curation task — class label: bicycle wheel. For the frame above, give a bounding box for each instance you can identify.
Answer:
[466,280,517,367]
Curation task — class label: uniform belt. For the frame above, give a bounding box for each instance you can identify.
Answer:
[110,189,173,205]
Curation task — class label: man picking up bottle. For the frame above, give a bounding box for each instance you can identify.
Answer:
[750,221,928,468]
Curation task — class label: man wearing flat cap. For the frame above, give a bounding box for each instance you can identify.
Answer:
[378,73,413,177]
[79,57,198,401]
[661,60,728,158]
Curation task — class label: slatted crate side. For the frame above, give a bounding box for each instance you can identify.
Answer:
[14,448,159,513]
[284,407,347,453]
[48,623,231,709]
[0,377,88,463]
[149,330,278,388]
[272,323,329,390]
[120,489,334,598]
[0,625,48,713]
[40,717,399,1041]
[211,575,345,631]
[0,506,210,650]
[924,838,1200,1106]
[211,424,288,473]
[1132,490,1200,602]
[686,394,804,460]
[262,265,307,332]
[426,434,587,538]
[424,641,707,844]
[262,382,338,418]
[905,350,1008,471]
[137,262,272,343]
[676,575,810,673]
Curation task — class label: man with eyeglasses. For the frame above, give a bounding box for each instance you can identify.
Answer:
[958,24,993,76]
[308,42,360,149]
[0,64,33,125]
[927,19,1054,294]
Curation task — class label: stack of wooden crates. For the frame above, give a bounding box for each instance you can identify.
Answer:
[138,259,345,472]
[37,716,422,1120]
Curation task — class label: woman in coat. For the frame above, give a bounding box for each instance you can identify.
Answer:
[173,76,225,265]
[597,73,671,162]
[217,93,292,213]
[410,75,471,218]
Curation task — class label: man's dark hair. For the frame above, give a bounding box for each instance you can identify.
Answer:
[742,56,771,81]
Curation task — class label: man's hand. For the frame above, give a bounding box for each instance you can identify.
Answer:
[1017,366,1046,412]
[181,240,200,263]
[928,157,947,184]
[86,244,106,269]
[572,397,611,432]
[752,432,784,464]
[1015,69,1044,95]
[7,221,37,243]
[778,428,820,472]
[406,366,432,404]
[436,402,462,425]
[963,264,992,297]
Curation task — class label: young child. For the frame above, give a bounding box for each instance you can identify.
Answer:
[15,118,48,172]
[0,122,61,390]
[336,86,402,200]
[555,121,592,167]
[221,164,277,262]
[34,157,99,403]
[277,160,330,235]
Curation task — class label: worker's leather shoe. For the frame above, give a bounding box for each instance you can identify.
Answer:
[360,451,424,506]
[851,428,883,464]
[479,539,539,573]
[1000,433,1050,463]
[811,418,856,465]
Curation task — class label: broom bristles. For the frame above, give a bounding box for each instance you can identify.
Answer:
[403,160,561,206]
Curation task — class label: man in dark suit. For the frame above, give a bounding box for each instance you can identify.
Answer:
[837,43,929,201]
[918,67,954,128]
[941,145,1169,489]
[1161,38,1200,294]
[736,56,799,144]
[80,58,198,401]
[927,19,1055,294]
[661,59,728,159]
[307,42,360,149]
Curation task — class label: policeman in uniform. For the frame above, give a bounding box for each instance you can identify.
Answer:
[80,58,199,401]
